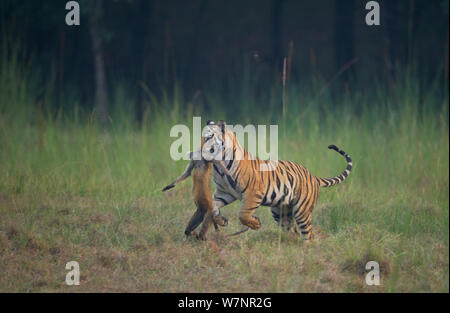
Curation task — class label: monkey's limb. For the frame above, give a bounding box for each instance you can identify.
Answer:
[162,159,197,191]
[184,207,205,235]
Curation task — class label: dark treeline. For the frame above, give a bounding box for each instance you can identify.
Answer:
[0,0,448,121]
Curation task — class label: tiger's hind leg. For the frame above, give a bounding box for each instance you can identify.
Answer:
[292,201,318,240]
[292,178,320,240]
[271,206,295,232]
[293,203,316,240]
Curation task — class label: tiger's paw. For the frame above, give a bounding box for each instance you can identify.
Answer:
[213,215,228,227]
[247,216,261,230]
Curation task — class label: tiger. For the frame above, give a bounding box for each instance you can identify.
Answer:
[162,126,234,240]
[200,120,353,240]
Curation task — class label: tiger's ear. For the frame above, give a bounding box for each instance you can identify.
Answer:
[206,120,215,126]
[217,120,226,133]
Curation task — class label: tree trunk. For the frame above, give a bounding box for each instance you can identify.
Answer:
[187,0,207,93]
[134,0,154,125]
[89,0,109,127]
[271,0,282,68]
[334,0,355,84]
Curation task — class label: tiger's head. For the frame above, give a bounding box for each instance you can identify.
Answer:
[201,120,225,161]
[201,120,237,161]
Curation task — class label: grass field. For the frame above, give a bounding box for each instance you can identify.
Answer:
[0,50,449,292]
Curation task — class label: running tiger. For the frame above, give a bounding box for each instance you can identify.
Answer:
[202,120,353,240]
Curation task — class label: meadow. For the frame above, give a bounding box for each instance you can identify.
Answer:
[0,48,448,292]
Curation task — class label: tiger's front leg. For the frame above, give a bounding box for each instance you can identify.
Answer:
[211,196,235,226]
[238,195,262,230]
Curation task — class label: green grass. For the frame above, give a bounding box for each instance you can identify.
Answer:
[0,46,448,292]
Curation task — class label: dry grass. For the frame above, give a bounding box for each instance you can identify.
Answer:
[0,183,448,292]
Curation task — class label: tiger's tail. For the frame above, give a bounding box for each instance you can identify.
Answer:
[317,145,352,187]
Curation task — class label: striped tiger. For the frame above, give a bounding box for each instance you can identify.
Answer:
[202,120,352,240]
